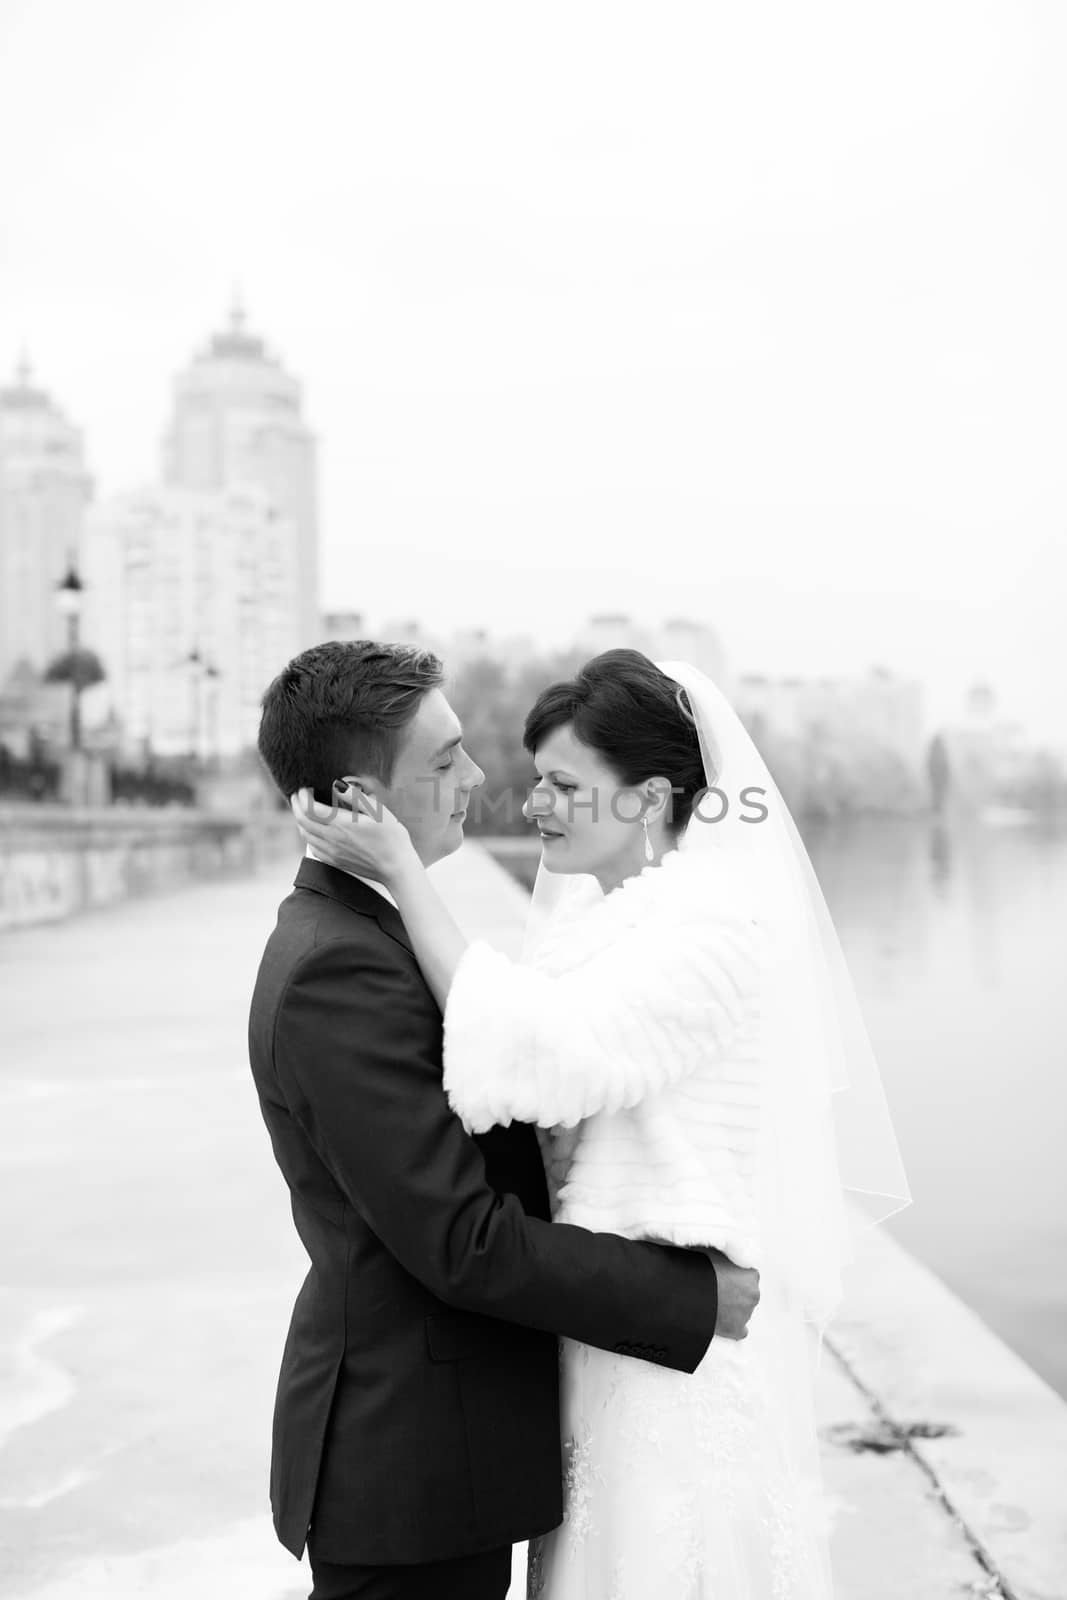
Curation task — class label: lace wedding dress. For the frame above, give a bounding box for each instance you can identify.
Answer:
[443,846,836,1600]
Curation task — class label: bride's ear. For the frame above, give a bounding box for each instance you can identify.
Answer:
[644,777,674,821]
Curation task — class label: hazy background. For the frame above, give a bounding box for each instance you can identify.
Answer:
[1,0,1064,738]
[1,9,1066,1595]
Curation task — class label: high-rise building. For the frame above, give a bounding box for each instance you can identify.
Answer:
[655,617,728,687]
[380,617,442,653]
[162,304,320,652]
[0,359,92,683]
[572,614,728,685]
[321,610,367,642]
[735,667,926,775]
[84,484,294,758]
[575,613,653,658]
[939,681,1034,810]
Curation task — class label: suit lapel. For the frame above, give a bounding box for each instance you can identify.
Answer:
[294,857,415,956]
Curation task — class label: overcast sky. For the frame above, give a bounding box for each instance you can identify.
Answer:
[1,0,1064,739]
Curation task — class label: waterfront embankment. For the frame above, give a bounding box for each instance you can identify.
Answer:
[0,803,293,933]
[0,843,1063,1598]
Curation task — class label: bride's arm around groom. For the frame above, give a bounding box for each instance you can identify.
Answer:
[269,902,726,1355]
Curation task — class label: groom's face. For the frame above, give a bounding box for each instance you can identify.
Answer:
[371,688,484,867]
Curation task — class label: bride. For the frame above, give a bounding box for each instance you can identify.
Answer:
[292,648,909,1600]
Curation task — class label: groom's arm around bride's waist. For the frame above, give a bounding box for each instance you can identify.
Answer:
[272,933,725,1369]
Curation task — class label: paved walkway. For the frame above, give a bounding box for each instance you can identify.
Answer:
[0,845,1037,1598]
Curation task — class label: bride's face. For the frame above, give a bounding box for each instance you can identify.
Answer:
[523,722,651,882]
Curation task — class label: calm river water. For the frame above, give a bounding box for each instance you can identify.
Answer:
[806,815,1067,1398]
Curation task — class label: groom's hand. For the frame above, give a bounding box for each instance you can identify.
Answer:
[706,1248,760,1341]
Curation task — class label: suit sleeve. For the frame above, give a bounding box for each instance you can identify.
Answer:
[272,935,718,1372]
[442,911,761,1132]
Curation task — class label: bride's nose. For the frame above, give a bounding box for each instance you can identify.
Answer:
[523,783,554,823]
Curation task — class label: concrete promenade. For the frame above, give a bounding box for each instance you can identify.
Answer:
[1,844,1063,1598]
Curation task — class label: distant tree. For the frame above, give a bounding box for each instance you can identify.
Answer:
[43,646,106,694]
[451,648,584,835]
[926,733,951,814]
[1011,749,1067,813]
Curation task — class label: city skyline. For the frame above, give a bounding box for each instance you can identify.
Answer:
[1,1,1064,743]
[0,329,1055,760]
[0,306,323,760]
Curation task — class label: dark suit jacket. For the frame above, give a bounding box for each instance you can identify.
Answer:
[247,858,718,1565]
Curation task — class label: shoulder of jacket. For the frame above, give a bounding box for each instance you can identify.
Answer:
[276,915,410,1001]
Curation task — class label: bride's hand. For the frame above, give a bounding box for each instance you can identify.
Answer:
[291,783,418,886]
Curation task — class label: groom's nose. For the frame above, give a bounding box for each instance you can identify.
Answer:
[461,750,485,790]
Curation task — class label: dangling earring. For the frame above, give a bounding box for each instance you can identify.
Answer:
[642,815,655,863]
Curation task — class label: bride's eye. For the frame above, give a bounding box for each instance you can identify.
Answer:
[553,780,576,794]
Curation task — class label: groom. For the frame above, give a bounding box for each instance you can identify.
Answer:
[249,640,760,1600]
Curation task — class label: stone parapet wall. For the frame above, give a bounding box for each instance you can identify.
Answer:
[0,805,295,931]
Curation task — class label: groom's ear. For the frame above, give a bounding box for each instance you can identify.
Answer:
[308,778,356,809]
[312,772,376,809]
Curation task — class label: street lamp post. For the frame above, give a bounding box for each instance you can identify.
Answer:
[186,648,221,771]
[204,662,221,769]
[54,563,85,751]
[187,646,203,765]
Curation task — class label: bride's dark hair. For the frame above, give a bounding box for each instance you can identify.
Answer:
[522,648,710,835]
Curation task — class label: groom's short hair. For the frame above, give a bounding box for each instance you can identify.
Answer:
[258,639,445,799]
